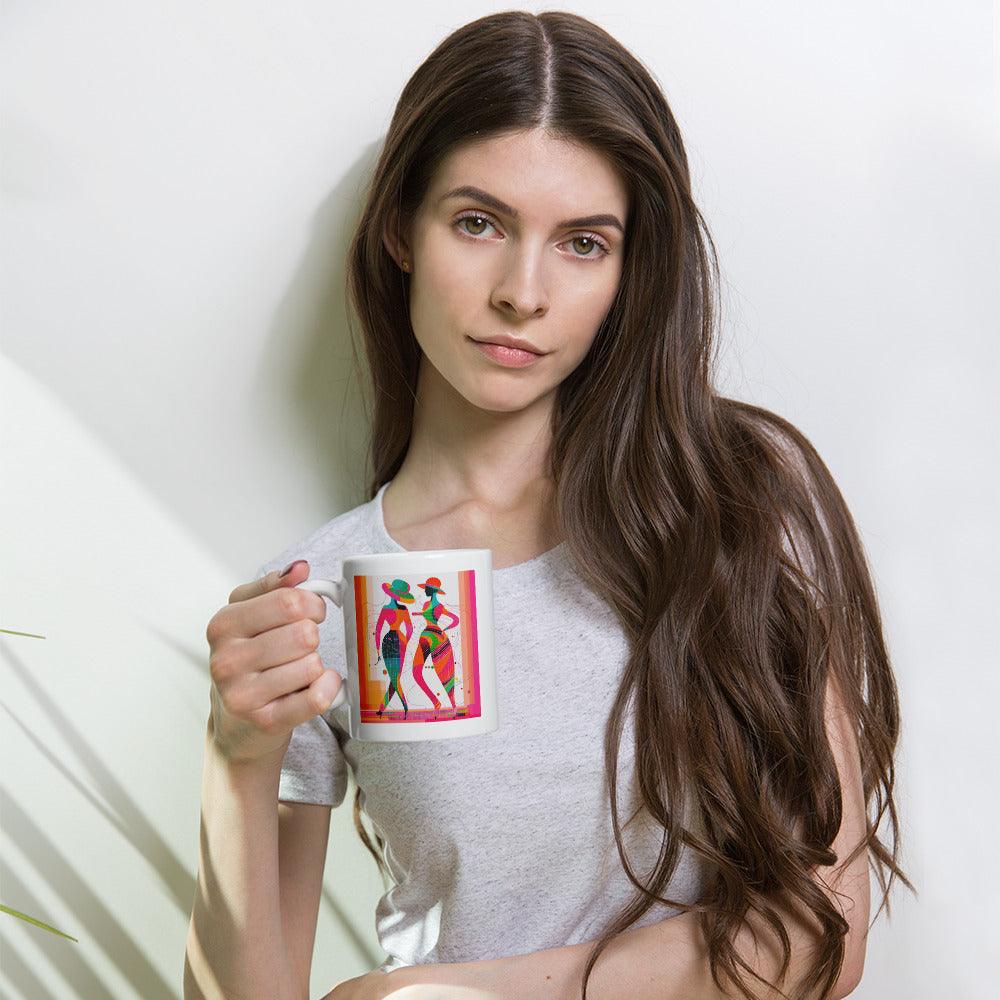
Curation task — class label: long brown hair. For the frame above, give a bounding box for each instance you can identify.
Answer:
[340,11,913,999]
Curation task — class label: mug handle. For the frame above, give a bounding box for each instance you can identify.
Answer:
[294,578,349,711]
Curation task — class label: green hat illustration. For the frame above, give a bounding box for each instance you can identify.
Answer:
[381,578,414,603]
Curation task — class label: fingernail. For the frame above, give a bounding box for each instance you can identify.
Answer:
[279,559,306,578]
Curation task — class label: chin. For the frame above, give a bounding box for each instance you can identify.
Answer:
[460,381,543,414]
[467,394,534,415]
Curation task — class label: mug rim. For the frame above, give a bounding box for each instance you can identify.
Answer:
[342,547,491,565]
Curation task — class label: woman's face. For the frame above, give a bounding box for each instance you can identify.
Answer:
[391,128,629,414]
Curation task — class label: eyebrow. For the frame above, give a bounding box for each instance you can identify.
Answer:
[440,185,625,234]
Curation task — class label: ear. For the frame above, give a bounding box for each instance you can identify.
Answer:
[382,209,413,271]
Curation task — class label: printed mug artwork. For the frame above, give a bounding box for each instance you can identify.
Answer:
[352,569,482,724]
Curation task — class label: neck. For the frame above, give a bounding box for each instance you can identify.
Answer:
[396,353,556,507]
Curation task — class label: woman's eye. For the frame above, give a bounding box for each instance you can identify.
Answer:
[567,235,610,258]
[456,214,496,237]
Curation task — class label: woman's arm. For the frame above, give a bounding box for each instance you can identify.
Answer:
[184,719,302,1000]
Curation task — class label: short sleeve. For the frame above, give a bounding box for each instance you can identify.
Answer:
[254,561,351,808]
[278,714,351,807]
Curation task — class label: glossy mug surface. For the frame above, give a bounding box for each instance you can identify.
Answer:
[295,549,497,742]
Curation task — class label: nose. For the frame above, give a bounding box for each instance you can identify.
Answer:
[490,246,550,319]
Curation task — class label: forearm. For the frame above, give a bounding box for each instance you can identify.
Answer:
[391,906,858,1000]
[184,720,299,1000]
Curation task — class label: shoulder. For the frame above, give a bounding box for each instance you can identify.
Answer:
[253,492,377,581]
[740,405,829,497]
[732,403,853,597]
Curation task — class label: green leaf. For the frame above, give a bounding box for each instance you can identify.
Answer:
[1,904,78,942]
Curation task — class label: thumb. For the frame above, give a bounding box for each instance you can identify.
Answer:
[230,558,310,606]
[273,559,309,588]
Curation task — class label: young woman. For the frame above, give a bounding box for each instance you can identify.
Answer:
[187,11,912,1000]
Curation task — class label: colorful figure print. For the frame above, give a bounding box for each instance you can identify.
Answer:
[411,575,460,715]
[374,578,414,718]
[355,563,481,724]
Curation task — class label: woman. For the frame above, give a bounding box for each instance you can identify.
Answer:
[194,11,912,1000]
[329,10,913,997]
[374,578,414,719]
[411,575,461,715]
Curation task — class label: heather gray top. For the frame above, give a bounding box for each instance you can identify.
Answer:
[255,482,708,972]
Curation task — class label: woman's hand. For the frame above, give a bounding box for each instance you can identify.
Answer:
[321,970,394,1000]
[321,967,505,999]
[205,559,344,765]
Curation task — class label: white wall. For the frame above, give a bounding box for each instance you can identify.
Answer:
[2,2,997,997]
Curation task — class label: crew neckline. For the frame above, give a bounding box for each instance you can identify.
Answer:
[372,481,568,578]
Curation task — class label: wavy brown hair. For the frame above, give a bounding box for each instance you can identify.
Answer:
[339,10,913,999]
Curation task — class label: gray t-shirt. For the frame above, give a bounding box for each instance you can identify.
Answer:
[255,482,709,972]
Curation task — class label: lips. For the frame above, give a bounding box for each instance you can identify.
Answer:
[470,335,546,355]
[468,336,546,368]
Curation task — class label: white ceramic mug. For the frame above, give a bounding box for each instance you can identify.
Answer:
[295,549,497,742]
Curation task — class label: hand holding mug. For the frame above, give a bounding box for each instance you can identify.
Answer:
[205,560,343,764]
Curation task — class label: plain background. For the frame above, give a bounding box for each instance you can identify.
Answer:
[2,2,998,997]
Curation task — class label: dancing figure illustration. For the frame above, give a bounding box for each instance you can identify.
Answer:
[375,578,414,718]
[411,575,460,713]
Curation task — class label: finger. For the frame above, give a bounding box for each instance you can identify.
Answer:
[217,576,328,643]
[249,668,344,729]
[228,558,310,605]
[239,653,341,710]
